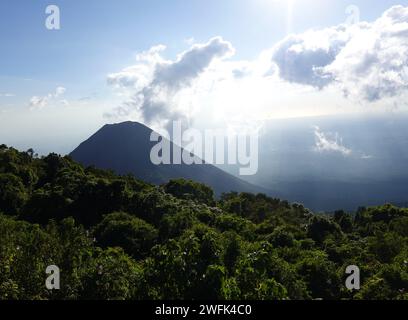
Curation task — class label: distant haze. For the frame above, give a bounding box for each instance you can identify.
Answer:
[218,113,408,211]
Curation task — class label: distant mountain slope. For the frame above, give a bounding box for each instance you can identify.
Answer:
[70,121,268,196]
[218,114,408,211]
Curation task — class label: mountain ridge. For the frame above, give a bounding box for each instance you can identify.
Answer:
[70,121,271,196]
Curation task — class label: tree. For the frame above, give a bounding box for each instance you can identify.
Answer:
[369,232,404,263]
[93,212,158,260]
[164,179,215,206]
[268,227,295,248]
[223,232,242,275]
[334,210,354,233]
[79,247,142,300]
[192,265,228,300]
[307,216,343,244]
[0,146,407,301]
[0,173,27,215]
[256,279,288,300]
[297,252,342,300]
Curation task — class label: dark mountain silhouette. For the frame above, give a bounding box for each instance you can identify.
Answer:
[70,121,268,196]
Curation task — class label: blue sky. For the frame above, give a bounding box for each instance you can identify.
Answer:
[0,0,407,154]
[0,0,403,89]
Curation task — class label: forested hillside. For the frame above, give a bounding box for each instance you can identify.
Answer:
[0,144,407,300]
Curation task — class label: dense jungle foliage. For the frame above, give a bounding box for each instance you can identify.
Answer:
[0,144,407,300]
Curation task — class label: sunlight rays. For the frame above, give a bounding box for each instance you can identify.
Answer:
[287,0,295,34]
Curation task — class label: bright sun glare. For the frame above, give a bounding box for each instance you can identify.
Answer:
[287,0,295,32]
[259,0,297,33]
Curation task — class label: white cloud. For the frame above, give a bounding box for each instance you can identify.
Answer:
[29,96,50,109]
[29,87,68,110]
[60,99,70,107]
[272,5,408,102]
[55,86,66,97]
[106,37,282,134]
[272,25,349,88]
[106,37,236,130]
[105,5,408,132]
[314,126,352,156]
[185,37,196,45]
[361,154,373,160]
[0,93,15,97]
